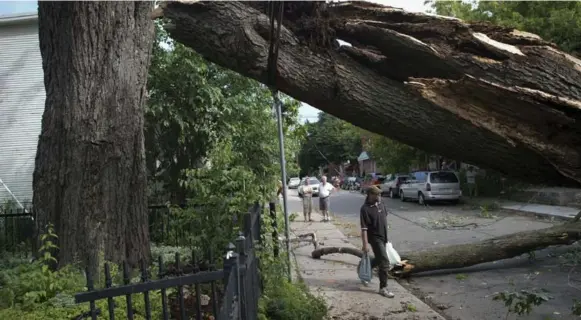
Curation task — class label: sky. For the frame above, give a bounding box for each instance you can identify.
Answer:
[0,0,428,123]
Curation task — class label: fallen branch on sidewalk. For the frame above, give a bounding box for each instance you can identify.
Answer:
[311,221,581,277]
[291,233,320,250]
[311,246,363,259]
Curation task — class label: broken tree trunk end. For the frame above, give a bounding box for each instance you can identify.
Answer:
[311,221,581,276]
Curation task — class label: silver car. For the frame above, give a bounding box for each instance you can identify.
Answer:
[298,177,320,197]
[288,177,301,189]
[399,171,462,205]
[379,174,409,198]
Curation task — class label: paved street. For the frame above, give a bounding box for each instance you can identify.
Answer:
[284,188,581,320]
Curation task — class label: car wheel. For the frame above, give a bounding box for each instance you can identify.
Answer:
[418,193,426,206]
[450,199,459,205]
[400,190,406,202]
[389,189,394,199]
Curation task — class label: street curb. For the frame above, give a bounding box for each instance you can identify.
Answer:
[499,207,576,222]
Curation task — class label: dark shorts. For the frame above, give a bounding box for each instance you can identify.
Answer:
[319,196,330,211]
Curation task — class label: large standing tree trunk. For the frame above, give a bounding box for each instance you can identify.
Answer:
[151,1,581,187]
[34,1,154,269]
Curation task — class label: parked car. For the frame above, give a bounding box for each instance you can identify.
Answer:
[298,177,320,197]
[379,174,409,198]
[360,173,384,194]
[399,171,461,205]
[288,177,301,189]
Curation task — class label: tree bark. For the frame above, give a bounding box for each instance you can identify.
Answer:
[152,1,581,186]
[34,1,154,269]
[311,220,581,276]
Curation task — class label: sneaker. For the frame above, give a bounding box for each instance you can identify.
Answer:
[327,216,332,221]
[379,288,395,298]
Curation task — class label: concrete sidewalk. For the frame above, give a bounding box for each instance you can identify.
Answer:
[290,211,444,320]
[500,202,579,221]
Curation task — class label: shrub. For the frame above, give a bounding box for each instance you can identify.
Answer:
[258,257,327,320]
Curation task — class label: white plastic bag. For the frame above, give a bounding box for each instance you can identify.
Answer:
[357,252,373,284]
[386,241,401,266]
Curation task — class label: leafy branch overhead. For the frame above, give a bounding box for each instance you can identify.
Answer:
[152,1,581,187]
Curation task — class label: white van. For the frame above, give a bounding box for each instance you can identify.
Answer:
[399,171,462,205]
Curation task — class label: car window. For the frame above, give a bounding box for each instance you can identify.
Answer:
[308,179,320,185]
[397,176,408,182]
[430,172,459,183]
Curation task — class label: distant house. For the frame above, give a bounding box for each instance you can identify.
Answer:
[0,13,44,204]
[357,151,377,176]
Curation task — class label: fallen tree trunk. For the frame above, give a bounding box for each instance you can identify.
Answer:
[152,1,581,186]
[311,220,581,276]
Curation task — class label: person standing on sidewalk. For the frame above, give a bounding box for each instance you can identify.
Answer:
[318,176,336,222]
[360,185,395,298]
[302,178,314,222]
[465,166,478,197]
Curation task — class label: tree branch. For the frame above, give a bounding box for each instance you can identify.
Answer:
[153,1,581,186]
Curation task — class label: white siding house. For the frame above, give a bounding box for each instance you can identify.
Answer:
[0,13,44,205]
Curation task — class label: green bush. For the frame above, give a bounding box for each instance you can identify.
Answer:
[0,250,166,320]
[259,279,327,320]
[257,256,327,320]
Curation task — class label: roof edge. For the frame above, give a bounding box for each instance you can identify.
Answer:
[0,12,38,26]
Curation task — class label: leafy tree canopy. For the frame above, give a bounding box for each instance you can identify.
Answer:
[364,134,429,174]
[298,112,362,175]
[426,0,581,54]
[146,24,302,204]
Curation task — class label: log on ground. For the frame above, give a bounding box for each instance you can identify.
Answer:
[152,1,581,186]
[311,221,581,276]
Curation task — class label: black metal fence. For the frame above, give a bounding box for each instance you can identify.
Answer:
[0,204,35,255]
[73,203,262,320]
[0,204,205,254]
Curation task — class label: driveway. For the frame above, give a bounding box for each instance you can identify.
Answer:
[284,189,581,320]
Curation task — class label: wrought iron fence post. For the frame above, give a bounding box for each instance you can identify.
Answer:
[223,242,237,288]
[236,232,248,320]
[220,242,239,320]
[243,213,252,245]
[257,202,262,244]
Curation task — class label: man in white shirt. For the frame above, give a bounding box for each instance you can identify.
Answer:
[318,176,336,222]
[465,166,478,197]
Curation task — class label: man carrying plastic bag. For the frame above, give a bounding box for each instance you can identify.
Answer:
[358,250,373,284]
[359,185,395,298]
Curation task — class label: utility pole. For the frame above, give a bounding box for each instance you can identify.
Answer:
[273,92,292,281]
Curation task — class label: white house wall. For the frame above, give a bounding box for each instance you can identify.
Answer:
[0,18,44,204]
